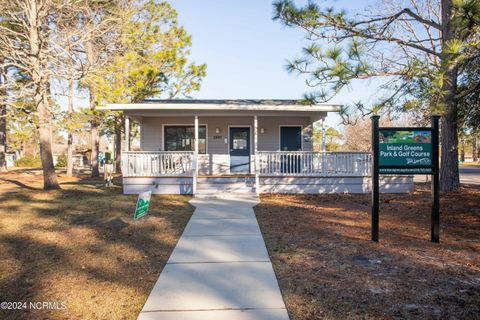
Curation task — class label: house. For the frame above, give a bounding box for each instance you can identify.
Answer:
[102,99,413,195]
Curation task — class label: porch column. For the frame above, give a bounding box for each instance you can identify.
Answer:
[254,115,259,195]
[125,115,130,152]
[321,118,326,152]
[193,115,199,195]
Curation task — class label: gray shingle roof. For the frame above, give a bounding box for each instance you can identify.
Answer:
[142,99,309,105]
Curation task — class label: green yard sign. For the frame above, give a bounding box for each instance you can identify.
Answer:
[134,191,152,220]
[379,129,433,174]
[371,116,440,243]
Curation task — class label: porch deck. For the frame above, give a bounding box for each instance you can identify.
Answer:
[121,151,414,194]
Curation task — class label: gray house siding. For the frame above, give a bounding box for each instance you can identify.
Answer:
[125,114,414,195]
[139,116,313,175]
[140,116,313,153]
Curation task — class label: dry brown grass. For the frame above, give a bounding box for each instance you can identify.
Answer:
[255,185,480,320]
[0,170,194,320]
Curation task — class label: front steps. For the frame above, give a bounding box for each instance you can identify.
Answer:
[195,176,257,197]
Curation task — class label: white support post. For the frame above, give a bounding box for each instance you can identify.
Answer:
[321,118,326,153]
[125,115,130,152]
[254,115,259,195]
[193,115,199,196]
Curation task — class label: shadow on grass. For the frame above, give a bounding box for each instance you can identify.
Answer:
[0,178,39,190]
[0,179,194,320]
[255,185,480,320]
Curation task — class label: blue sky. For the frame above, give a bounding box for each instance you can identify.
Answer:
[170,0,376,126]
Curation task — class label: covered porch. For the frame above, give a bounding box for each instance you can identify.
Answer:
[103,99,412,195]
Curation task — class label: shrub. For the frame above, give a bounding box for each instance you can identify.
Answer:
[55,155,67,168]
[14,156,42,168]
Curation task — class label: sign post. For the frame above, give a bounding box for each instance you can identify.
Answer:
[371,115,380,242]
[431,116,440,242]
[371,115,440,242]
[134,191,152,220]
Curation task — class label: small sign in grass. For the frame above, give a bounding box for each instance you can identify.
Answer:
[134,191,152,220]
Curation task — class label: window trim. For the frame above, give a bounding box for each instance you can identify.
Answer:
[279,125,303,151]
[162,124,208,154]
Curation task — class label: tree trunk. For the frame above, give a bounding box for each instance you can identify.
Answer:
[27,0,59,190]
[439,74,460,191]
[115,121,122,174]
[0,67,7,172]
[37,93,60,190]
[439,0,460,192]
[86,40,100,178]
[66,77,74,177]
[460,138,465,162]
[90,116,100,177]
[473,135,478,162]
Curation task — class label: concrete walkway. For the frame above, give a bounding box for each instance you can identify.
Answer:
[137,196,289,320]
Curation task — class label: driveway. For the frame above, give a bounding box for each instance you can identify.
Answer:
[414,164,480,185]
[459,165,480,185]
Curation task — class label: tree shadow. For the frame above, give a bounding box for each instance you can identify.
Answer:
[0,178,39,190]
[0,179,194,320]
[254,185,480,320]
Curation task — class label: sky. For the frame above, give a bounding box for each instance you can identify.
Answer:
[169,0,377,127]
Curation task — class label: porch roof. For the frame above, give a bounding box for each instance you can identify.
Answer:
[101,99,340,121]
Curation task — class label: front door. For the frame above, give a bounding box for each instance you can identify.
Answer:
[229,127,250,173]
[280,126,302,173]
[280,126,302,151]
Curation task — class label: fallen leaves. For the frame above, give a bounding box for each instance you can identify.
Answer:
[255,184,480,320]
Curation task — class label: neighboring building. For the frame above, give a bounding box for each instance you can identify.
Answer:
[102,99,413,195]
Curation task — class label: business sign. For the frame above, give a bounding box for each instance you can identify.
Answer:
[371,115,440,243]
[378,129,433,174]
[134,191,152,220]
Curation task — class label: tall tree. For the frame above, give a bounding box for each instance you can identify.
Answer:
[458,53,480,161]
[0,0,119,188]
[274,0,480,191]
[81,1,124,177]
[0,63,6,172]
[93,0,206,173]
[0,0,62,188]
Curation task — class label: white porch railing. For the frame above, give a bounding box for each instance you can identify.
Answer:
[257,151,371,176]
[122,151,194,177]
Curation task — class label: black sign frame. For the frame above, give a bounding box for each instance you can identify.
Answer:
[371,115,440,243]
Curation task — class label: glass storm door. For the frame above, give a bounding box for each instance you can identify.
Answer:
[229,127,250,173]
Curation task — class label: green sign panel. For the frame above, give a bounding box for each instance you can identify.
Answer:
[134,191,152,220]
[379,129,433,174]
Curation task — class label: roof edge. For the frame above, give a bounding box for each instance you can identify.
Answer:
[100,102,342,112]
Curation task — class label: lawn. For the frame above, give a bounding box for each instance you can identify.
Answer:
[255,185,480,320]
[0,170,194,320]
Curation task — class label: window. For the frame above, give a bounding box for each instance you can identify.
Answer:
[280,126,302,151]
[164,126,206,154]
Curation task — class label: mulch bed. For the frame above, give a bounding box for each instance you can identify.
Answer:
[255,184,480,320]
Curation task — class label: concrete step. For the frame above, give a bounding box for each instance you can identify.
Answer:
[196,182,255,189]
[197,177,255,183]
[195,188,256,194]
[194,193,259,200]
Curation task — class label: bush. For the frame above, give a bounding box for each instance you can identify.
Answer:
[14,156,42,168]
[55,155,67,168]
